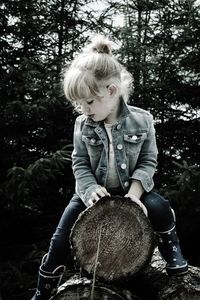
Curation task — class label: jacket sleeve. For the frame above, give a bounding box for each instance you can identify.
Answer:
[130,114,158,192]
[72,117,102,206]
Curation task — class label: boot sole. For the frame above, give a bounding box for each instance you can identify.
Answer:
[166,264,188,276]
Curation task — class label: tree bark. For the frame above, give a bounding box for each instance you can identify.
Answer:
[139,248,200,300]
[52,275,141,300]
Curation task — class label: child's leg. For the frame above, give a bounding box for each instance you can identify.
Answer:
[141,192,188,276]
[31,194,86,300]
[44,194,86,271]
[141,191,174,231]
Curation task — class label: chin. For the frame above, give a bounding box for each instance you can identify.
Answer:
[92,116,101,122]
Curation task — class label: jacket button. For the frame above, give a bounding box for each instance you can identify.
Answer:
[117,144,123,150]
[124,181,129,187]
[116,124,121,130]
[131,135,137,141]
[121,163,127,169]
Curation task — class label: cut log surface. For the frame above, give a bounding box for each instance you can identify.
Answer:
[70,196,154,281]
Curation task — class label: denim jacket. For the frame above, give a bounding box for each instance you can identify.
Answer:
[72,100,158,206]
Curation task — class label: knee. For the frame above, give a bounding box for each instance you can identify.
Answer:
[142,192,170,215]
[68,194,86,211]
[142,192,174,231]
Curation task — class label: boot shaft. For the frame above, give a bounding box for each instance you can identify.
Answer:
[157,225,188,276]
[31,255,66,300]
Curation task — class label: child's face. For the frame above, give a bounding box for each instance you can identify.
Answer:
[77,85,120,123]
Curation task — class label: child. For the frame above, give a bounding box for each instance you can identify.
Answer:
[31,35,188,300]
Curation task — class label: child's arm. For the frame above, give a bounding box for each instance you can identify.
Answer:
[72,116,109,207]
[124,113,158,216]
[126,179,144,199]
[125,180,147,216]
[130,113,158,194]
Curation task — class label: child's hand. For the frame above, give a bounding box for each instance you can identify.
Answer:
[88,187,110,206]
[124,194,148,216]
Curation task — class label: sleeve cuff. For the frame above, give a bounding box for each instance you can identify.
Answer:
[130,169,154,192]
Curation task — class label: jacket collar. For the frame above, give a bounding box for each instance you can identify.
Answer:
[85,97,131,128]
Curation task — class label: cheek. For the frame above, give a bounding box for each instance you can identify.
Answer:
[94,104,104,114]
[81,106,87,114]
[106,100,116,111]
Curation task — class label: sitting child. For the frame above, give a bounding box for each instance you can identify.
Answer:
[31,35,188,300]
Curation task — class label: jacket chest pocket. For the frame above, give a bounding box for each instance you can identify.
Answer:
[124,132,147,156]
[82,135,103,157]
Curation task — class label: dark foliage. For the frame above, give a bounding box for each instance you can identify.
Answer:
[0,0,200,299]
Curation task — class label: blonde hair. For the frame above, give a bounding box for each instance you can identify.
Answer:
[63,35,132,108]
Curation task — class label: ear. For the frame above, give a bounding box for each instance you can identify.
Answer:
[107,84,117,96]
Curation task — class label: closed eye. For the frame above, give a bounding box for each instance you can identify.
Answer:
[87,100,94,105]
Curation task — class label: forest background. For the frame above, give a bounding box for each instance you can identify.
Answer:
[0,0,200,299]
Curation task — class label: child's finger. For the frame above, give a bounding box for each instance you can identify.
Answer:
[91,191,100,201]
[88,199,94,206]
[88,188,110,207]
[100,187,110,196]
[95,187,108,198]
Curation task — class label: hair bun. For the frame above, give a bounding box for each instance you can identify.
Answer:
[87,35,113,55]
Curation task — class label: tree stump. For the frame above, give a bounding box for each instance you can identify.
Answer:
[70,195,154,281]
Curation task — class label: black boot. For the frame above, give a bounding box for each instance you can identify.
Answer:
[31,255,66,300]
[157,225,188,276]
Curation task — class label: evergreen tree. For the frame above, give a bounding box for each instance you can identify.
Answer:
[0,0,110,214]
[114,0,200,186]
